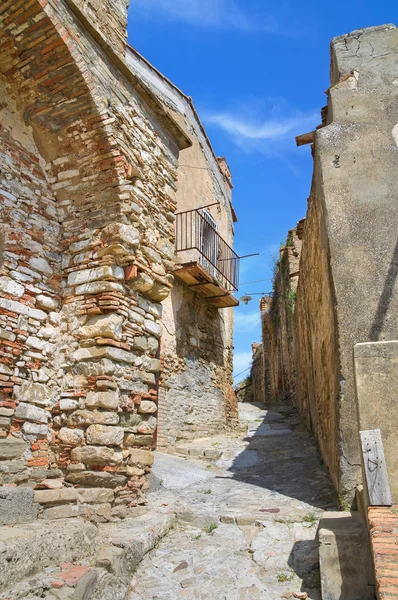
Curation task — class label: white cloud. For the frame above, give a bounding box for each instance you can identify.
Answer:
[131,0,276,32]
[234,311,260,331]
[203,99,319,162]
[233,351,253,379]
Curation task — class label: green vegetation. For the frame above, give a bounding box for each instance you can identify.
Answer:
[302,512,317,527]
[206,523,218,534]
[277,572,294,583]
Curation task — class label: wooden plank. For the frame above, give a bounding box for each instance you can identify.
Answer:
[295,131,315,147]
[360,429,392,506]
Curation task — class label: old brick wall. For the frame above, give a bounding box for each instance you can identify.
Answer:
[0,0,189,522]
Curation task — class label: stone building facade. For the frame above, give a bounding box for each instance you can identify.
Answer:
[126,48,238,450]
[255,24,398,500]
[0,0,237,523]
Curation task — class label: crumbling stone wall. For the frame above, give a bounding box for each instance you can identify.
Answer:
[0,0,190,522]
[127,47,238,450]
[250,343,265,403]
[259,24,398,499]
[260,223,303,405]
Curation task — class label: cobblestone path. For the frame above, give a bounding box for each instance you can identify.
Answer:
[128,403,336,600]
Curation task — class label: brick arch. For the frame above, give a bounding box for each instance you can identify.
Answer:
[0,0,128,230]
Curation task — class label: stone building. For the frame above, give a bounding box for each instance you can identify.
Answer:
[254,24,398,500]
[0,0,237,524]
[126,48,239,450]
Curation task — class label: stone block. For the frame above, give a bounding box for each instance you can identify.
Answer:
[101,223,140,248]
[0,488,39,524]
[144,319,162,338]
[137,416,157,434]
[0,328,16,342]
[57,428,84,446]
[60,399,79,411]
[132,336,148,352]
[66,471,127,488]
[22,422,48,436]
[354,341,398,503]
[128,272,154,293]
[319,512,374,600]
[67,410,119,427]
[128,449,154,467]
[0,298,46,321]
[34,489,78,505]
[14,381,51,406]
[86,425,124,446]
[146,358,161,373]
[134,435,153,446]
[73,346,135,363]
[30,257,53,275]
[0,437,27,460]
[85,390,119,410]
[71,445,115,465]
[79,502,112,523]
[77,488,114,504]
[138,400,157,414]
[79,314,124,340]
[75,281,125,295]
[0,459,26,474]
[0,276,24,297]
[124,434,136,446]
[36,294,58,311]
[147,282,170,302]
[42,504,79,520]
[14,402,49,423]
[68,266,124,287]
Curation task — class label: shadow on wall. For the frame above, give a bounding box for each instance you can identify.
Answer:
[171,283,226,367]
[370,237,398,341]
[224,403,336,510]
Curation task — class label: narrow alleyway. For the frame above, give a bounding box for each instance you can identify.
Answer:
[128,403,336,600]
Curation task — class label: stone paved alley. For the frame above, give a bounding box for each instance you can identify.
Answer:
[128,403,337,600]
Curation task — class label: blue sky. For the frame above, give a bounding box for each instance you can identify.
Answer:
[127,1,395,382]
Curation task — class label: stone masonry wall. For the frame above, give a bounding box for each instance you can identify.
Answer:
[260,223,303,405]
[258,25,398,499]
[0,0,188,523]
[126,47,238,450]
[158,281,235,447]
[251,343,265,404]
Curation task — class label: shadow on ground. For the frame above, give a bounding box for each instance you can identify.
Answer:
[223,402,336,510]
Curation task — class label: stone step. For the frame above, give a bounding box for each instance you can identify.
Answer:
[319,511,376,600]
[0,512,175,599]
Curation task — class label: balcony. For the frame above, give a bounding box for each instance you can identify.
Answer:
[174,208,240,308]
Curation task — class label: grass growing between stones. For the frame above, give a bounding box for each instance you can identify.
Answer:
[277,572,294,583]
[302,512,317,527]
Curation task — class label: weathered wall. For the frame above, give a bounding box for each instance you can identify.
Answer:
[260,223,303,405]
[295,176,341,492]
[354,341,398,504]
[0,0,189,522]
[251,343,265,403]
[127,47,238,449]
[67,0,130,58]
[258,25,398,499]
[312,23,398,496]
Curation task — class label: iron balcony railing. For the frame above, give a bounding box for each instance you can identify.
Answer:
[175,208,240,292]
